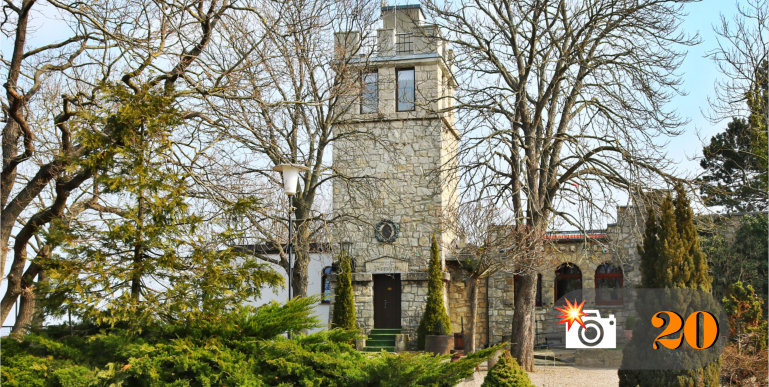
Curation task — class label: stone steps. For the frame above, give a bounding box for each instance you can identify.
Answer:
[363,328,401,353]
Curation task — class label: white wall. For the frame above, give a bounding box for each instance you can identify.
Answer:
[249,252,333,334]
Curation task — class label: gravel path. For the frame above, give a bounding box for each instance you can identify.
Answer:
[527,365,619,387]
[456,366,619,387]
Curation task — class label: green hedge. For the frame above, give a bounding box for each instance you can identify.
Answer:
[2,296,500,386]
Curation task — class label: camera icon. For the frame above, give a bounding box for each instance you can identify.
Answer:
[564,310,616,349]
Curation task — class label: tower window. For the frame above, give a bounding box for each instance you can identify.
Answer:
[361,71,378,113]
[396,68,415,111]
[396,33,414,54]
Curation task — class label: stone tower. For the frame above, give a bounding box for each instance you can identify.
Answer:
[332,4,458,345]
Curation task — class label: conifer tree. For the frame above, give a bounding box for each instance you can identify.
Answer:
[619,184,720,386]
[42,83,280,326]
[332,250,356,330]
[673,184,711,291]
[482,351,534,387]
[417,234,451,349]
[639,208,660,288]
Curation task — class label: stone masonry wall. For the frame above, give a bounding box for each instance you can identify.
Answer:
[401,274,428,347]
[446,206,646,349]
[446,263,488,348]
[327,274,374,335]
[353,276,374,334]
[487,271,515,345]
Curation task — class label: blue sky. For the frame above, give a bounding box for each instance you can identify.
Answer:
[7,0,745,181]
[668,0,741,179]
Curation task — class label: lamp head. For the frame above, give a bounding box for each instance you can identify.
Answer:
[273,164,308,196]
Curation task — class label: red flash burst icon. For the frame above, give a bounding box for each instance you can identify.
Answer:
[555,298,588,330]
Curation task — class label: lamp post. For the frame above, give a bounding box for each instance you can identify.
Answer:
[273,163,308,302]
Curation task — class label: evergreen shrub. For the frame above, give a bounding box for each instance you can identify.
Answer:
[417,233,452,349]
[482,351,534,387]
[332,249,357,330]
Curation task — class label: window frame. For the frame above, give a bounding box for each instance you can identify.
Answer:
[594,263,624,306]
[396,67,415,112]
[321,266,333,304]
[360,70,378,114]
[554,263,582,304]
[395,33,414,54]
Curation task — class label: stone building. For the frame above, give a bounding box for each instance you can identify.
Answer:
[330,4,645,350]
[331,4,458,345]
[445,205,645,350]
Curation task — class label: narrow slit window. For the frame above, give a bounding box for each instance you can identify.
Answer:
[396,68,415,111]
[361,71,378,113]
[321,266,333,304]
[514,273,543,307]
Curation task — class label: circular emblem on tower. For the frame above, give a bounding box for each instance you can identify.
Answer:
[374,219,399,243]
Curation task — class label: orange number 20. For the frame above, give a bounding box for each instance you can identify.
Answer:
[652,310,719,350]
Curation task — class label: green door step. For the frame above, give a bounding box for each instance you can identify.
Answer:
[364,346,396,353]
[362,329,401,352]
[368,333,398,340]
[369,329,401,334]
[366,339,395,346]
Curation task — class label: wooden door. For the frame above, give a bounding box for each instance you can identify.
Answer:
[373,274,401,329]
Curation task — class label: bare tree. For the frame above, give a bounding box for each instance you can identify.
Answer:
[200,0,381,298]
[697,0,767,212]
[1,0,245,332]
[706,0,768,122]
[423,0,695,370]
[447,201,544,353]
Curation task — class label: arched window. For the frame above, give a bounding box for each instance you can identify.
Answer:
[514,273,543,307]
[321,266,333,304]
[595,263,623,305]
[555,263,582,303]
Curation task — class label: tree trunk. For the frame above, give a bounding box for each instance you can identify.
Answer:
[467,276,479,353]
[132,125,145,300]
[132,194,144,300]
[31,271,47,329]
[2,0,36,277]
[10,263,42,336]
[10,289,35,337]
[291,210,311,298]
[10,262,42,334]
[511,271,536,371]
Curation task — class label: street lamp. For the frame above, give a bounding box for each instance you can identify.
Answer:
[273,163,308,302]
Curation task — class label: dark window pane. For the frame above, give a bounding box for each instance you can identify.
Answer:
[381,224,392,239]
[361,71,378,113]
[555,263,582,304]
[595,263,623,305]
[321,266,333,303]
[397,68,415,111]
[514,273,543,307]
[396,33,413,54]
[536,274,542,306]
